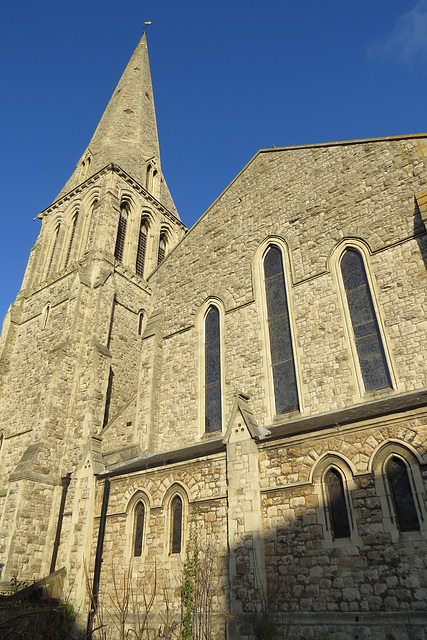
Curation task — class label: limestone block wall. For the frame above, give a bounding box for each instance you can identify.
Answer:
[145,137,427,452]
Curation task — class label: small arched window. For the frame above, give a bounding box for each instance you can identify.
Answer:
[64,212,79,268]
[114,205,128,262]
[146,164,152,192]
[263,245,298,414]
[137,311,144,336]
[325,468,351,539]
[170,495,183,554]
[205,306,222,432]
[46,224,61,278]
[42,304,51,330]
[386,457,420,532]
[0,433,4,452]
[136,218,149,277]
[133,501,145,557]
[340,249,391,392]
[158,233,167,265]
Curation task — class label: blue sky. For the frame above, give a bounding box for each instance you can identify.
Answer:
[1,0,427,322]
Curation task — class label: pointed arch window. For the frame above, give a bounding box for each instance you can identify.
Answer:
[170,495,183,554]
[158,233,167,265]
[136,218,149,277]
[133,501,145,557]
[326,468,351,539]
[386,457,420,532]
[64,212,79,268]
[46,224,61,278]
[205,306,222,432]
[114,206,128,262]
[263,245,298,414]
[146,164,152,192]
[340,249,392,392]
[137,311,144,336]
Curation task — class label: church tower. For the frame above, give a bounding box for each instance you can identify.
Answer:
[0,32,186,595]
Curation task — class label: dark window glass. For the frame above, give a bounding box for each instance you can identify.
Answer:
[158,234,166,265]
[326,468,351,539]
[138,312,144,336]
[133,502,145,557]
[205,306,222,432]
[0,433,4,451]
[387,457,420,532]
[64,213,78,268]
[341,250,391,392]
[171,495,183,554]
[47,225,61,277]
[136,218,148,277]
[264,246,298,414]
[114,207,128,261]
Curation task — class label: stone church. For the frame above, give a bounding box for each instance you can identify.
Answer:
[1,32,427,639]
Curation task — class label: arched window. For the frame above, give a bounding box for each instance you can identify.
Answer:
[170,495,183,554]
[137,311,144,336]
[114,205,128,262]
[133,501,145,557]
[386,457,420,532]
[64,212,79,268]
[325,468,351,539]
[205,306,222,432]
[46,224,61,278]
[136,218,149,277]
[42,304,51,330]
[158,233,167,265]
[263,245,298,414]
[340,249,391,392]
[146,164,152,192]
[0,433,4,452]
[152,170,158,193]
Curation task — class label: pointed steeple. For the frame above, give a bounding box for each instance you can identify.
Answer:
[57,32,178,216]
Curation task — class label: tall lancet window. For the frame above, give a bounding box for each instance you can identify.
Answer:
[146,164,153,192]
[170,495,183,554]
[340,249,391,392]
[158,233,167,265]
[386,457,420,532]
[136,218,149,277]
[133,501,145,557]
[64,212,78,268]
[205,306,222,432]
[326,468,351,539]
[114,205,128,262]
[263,246,299,414]
[46,224,61,278]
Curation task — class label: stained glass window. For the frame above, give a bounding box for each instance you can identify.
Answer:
[171,495,183,554]
[205,306,222,432]
[264,246,298,414]
[340,250,391,392]
[133,502,145,557]
[386,457,420,532]
[136,218,148,277]
[326,468,351,539]
[114,206,128,262]
[64,212,78,268]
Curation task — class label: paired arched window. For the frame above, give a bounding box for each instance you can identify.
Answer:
[114,205,128,262]
[64,212,79,268]
[136,218,149,277]
[170,495,183,554]
[158,233,167,265]
[263,246,299,415]
[133,501,145,557]
[325,468,351,539]
[46,224,61,278]
[386,457,420,532]
[205,306,222,432]
[340,249,391,392]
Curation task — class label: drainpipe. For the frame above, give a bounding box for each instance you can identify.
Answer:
[87,476,110,638]
[50,473,71,575]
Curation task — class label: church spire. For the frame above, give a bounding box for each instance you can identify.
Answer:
[57,32,178,216]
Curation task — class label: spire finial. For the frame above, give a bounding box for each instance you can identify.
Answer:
[144,21,152,35]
